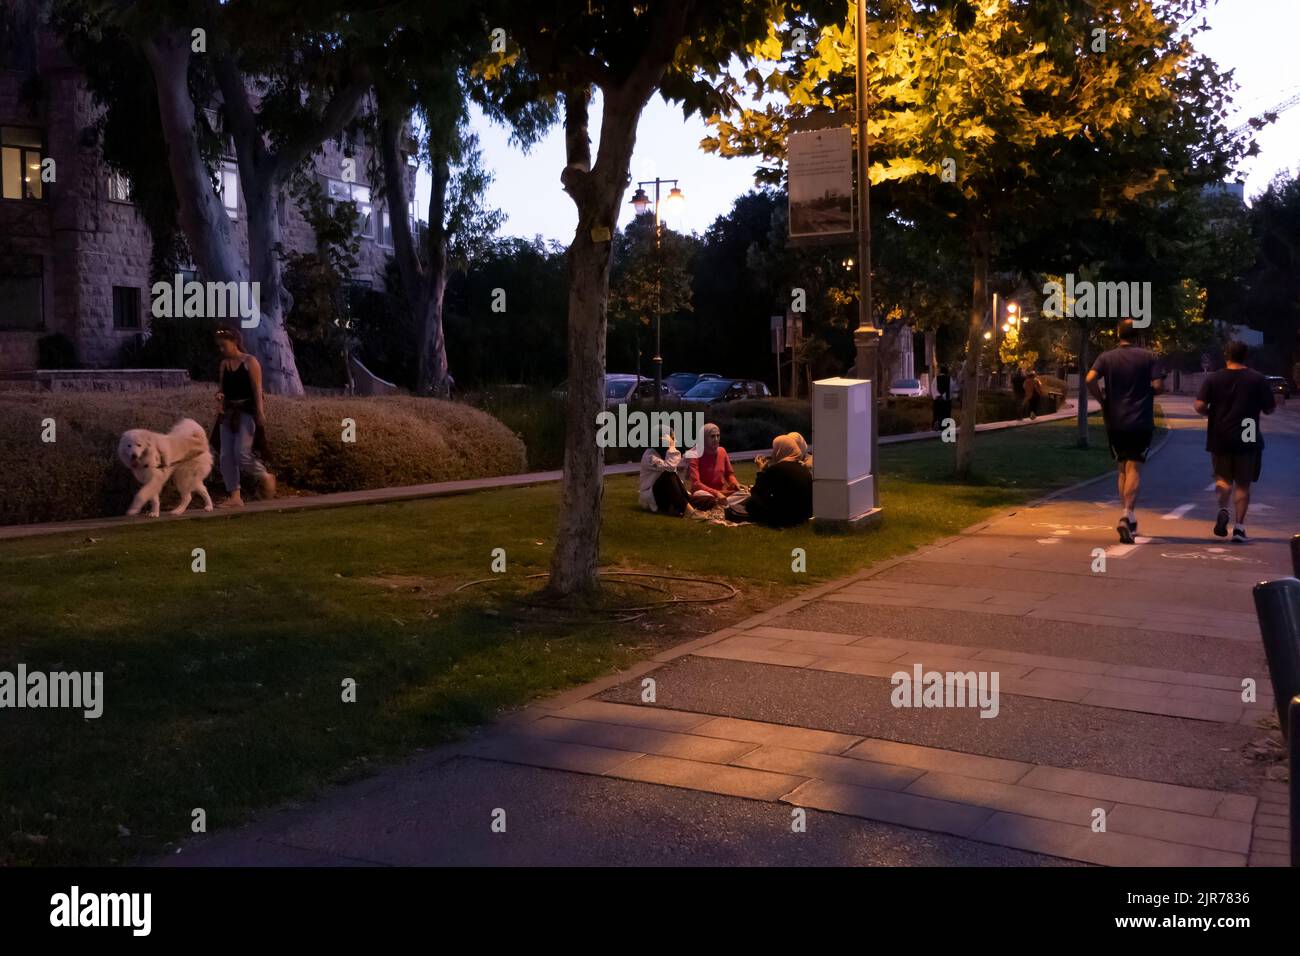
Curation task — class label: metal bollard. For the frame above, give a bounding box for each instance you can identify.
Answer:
[1252,578,1300,739]
[1292,533,1300,578]
[1291,696,1300,867]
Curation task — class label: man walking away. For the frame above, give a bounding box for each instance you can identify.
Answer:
[1086,319,1166,544]
[1194,340,1275,543]
[1023,369,1042,420]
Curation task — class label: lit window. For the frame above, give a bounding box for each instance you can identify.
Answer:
[1,127,45,201]
[108,170,132,203]
[325,177,373,239]
[221,164,239,219]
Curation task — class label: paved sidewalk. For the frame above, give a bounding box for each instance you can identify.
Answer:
[161,395,1294,867]
[1,399,1090,541]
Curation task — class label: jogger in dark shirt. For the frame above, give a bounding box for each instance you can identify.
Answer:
[1085,319,1166,543]
[1194,340,1276,543]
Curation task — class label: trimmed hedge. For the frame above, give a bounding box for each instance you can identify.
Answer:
[0,387,526,525]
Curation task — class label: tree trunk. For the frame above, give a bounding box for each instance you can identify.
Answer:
[145,30,304,394]
[547,85,644,597]
[143,34,244,286]
[416,155,452,397]
[417,266,450,396]
[955,225,990,479]
[243,173,304,395]
[380,109,452,397]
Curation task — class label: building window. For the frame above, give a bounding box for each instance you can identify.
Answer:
[379,202,420,248]
[0,256,43,329]
[326,177,373,239]
[112,286,141,330]
[1,126,45,201]
[107,170,132,203]
[221,163,239,219]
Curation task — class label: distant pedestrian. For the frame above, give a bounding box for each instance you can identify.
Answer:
[1194,340,1275,543]
[1022,369,1042,420]
[932,365,953,430]
[1010,366,1026,419]
[1085,319,1166,543]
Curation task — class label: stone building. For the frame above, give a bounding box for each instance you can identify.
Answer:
[0,23,410,374]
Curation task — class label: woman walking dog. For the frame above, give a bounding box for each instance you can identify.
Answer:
[214,328,276,508]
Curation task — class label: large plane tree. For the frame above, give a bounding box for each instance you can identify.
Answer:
[57,0,377,395]
[486,0,836,597]
[706,0,1245,475]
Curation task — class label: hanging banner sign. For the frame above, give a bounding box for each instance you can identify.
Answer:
[788,126,854,244]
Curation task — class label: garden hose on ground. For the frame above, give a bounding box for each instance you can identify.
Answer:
[454,569,738,624]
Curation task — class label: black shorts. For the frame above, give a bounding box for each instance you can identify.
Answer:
[1107,428,1154,463]
[1211,451,1262,485]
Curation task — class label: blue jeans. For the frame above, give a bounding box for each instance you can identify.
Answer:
[219,413,266,493]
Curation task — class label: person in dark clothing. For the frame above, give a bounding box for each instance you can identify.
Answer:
[1022,369,1042,420]
[1195,340,1276,543]
[1085,319,1166,543]
[744,434,813,527]
[932,366,953,430]
[215,327,275,508]
[1010,366,1026,419]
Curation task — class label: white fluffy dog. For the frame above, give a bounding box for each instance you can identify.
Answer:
[117,418,214,517]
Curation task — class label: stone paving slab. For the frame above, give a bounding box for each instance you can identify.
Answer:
[873,560,1261,614]
[469,701,1259,866]
[595,655,1263,792]
[770,603,1265,678]
[696,629,1267,724]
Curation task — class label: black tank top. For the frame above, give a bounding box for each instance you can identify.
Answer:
[222,360,254,406]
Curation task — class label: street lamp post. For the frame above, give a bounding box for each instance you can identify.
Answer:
[630,178,684,406]
[852,0,881,510]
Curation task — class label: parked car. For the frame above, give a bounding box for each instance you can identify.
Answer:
[666,372,702,395]
[665,372,726,395]
[1265,376,1292,400]
[553,375,670,404]
[604,374,668,407]
[681,378,771,404]
[888,378,926,397]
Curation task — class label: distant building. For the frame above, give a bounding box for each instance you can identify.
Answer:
[1201,180,1246,204]
[0,23,412,373]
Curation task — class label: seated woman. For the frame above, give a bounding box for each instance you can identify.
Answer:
[739,433,813,528]
[685,423,741,508]
[755,431,813,472]
[637,430,689,517]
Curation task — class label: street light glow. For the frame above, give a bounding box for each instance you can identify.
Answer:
[663,185,685,220]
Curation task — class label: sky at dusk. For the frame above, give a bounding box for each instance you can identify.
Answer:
[420,0,1300,244]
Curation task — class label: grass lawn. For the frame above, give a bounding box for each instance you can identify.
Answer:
[0,416,1118,865]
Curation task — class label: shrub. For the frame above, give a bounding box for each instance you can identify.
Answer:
[0,387,525,525]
